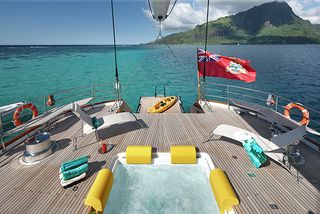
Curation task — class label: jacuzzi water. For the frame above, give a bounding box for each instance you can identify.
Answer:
[104,157,220,214]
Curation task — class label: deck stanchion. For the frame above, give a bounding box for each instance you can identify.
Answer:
[0,115,3,136]
[202,79,206,101]
[275,96,279,112]
[115,82,121,101]
[92,85,95,102]
[227,85,230,109]
[43,97,47,113]
[0,115,4,151]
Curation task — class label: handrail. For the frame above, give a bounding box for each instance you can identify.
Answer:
[277,96,320,114]
[206,81,271,96]
[50,82,113,97]
[227,91,267,103]
[203,82,320,135]
[229,85,271,96]
[206,87,273,105]
[205,88,226,93]
[0,82,117,138]
[206,94,228,101]
[154,84,166,97]
[93,89,114,94]
[205,82,320,112]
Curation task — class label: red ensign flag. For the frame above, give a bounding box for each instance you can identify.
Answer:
[197,48,256,83]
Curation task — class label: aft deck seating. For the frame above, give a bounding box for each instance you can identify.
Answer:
[229,99,320,136]
[285,144,305,168]
[230,99,298,128]
[72,103,143,149]
[26,97,93,129]
[207,124,306,164]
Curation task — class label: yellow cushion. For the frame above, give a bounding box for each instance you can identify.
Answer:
[209,169,239,214]
[170,145,196,164]
[84,169,113,212]
[126,146,152,164]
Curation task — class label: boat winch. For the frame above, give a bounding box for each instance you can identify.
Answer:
[22,132,55,163]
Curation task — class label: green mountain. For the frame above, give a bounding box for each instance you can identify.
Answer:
[158,1,320,44]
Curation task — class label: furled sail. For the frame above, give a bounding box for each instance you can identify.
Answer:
[149,0,171,21]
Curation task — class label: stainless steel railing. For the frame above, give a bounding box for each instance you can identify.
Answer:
[0,82,118,140]
[202,81,320,135]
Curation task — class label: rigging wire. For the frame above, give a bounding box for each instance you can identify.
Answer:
[147,0,155,20]
[157,22,179,62]
[122,34,162,94]
[166,0,178,18]
[123,0,198,96]
[199,0,210,101]
[122,1,182,93]
[111,0,119,83]
[146,0,180,61]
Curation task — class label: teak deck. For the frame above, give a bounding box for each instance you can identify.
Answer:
[0,103,319,214]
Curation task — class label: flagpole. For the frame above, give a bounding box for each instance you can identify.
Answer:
[197,70,201,100]
[203,0,210,81]
[201,0,210,103]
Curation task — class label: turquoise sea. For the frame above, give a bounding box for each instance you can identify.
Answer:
[1,45,319,117]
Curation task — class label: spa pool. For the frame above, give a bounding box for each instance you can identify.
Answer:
[104,153,220,214]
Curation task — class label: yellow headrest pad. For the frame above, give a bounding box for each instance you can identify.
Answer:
[84,169,113,212]
[126,146,152,164]
[170,145,196,164]
[209,169,239,214]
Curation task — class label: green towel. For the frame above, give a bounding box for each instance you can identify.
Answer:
[62,163,88,180]
[60,156,88,172]
[92,117,102,129]
[243,138,267,168]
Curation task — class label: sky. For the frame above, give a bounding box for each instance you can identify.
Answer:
[0,0,319,45]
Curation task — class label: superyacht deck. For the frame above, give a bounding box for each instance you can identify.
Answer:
[0,103,319,214]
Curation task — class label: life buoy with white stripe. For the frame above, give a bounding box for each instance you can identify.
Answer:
[13,103,38,126]
[284,103,310,126]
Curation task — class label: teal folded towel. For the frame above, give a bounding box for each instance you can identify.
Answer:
[60,156,88,172]
[62,163,88,180]
[244,138,267,168]
[92,117,102,129]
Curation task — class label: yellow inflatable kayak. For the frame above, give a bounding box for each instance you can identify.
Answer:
[148,96,177,113]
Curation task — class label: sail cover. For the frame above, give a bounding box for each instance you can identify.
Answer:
[150,0,171,21]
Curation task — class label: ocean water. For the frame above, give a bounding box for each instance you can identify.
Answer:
[105,163,219,214]
[1,45,319,113]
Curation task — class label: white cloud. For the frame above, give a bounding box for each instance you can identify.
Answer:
[143,0,230,33]
[287,0,320,24]
[144,0,320,33]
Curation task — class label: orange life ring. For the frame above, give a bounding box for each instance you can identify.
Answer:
[13,103,39,126]
[284,103,310,126]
